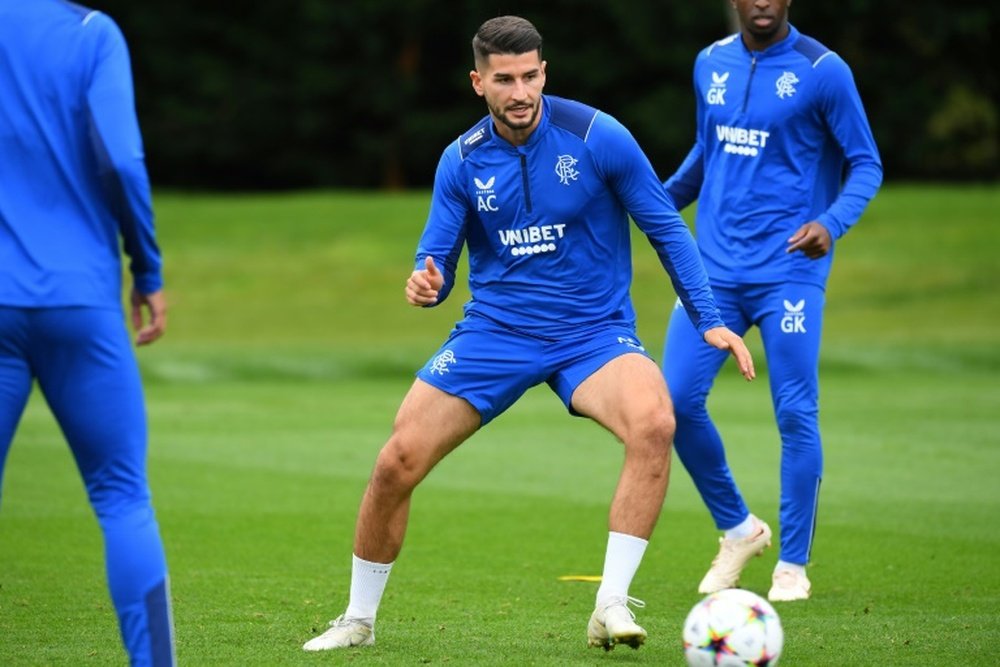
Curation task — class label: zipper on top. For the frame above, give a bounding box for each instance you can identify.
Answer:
[519,153,533,213]
[742,54,757,114]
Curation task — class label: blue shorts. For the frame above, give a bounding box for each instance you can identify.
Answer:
[416,314,651,425]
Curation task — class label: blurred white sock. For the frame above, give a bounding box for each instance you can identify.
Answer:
[775,560,807,575]
[724,514,757,540]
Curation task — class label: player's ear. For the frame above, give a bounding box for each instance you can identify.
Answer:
[470,69,485,97]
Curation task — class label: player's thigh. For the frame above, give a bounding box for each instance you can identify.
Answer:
[0,308,34,481]
[570,352,674,443]
[755,284,825,404]
[30,308,149,500]
[662,293,747,405]
[384,378,482,477]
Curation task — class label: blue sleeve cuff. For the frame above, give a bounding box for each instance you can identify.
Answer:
[816,214,844,241]
[133,272,163,295]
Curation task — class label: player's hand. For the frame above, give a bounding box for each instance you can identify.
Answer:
[703,327,755,381]
[405,256,444,306]
[786,221,832,259]
[131,288,167,346]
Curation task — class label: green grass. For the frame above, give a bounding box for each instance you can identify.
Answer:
[1,184,998,665]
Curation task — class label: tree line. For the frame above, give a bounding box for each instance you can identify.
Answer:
[94,0,996,189]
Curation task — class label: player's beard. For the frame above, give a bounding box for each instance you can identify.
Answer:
[747,22,782,43]
[490,99,540,132]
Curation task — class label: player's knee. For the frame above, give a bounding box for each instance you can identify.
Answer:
[669,387,708,421]
[372,437,427,491]
[87,479,152,521]
[775,405,819,441]
[92,499,155,531]
[651,407,676,442]
[626,408,675,458]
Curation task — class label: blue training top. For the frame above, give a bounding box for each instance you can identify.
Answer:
[0,0,161,308]
[665,25,883,288]
[417,95,725,338]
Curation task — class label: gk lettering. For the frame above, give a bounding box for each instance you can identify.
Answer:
[781,313,806,333]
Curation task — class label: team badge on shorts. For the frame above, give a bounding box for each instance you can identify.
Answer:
[429,349,458,375]
[617,336,645,351]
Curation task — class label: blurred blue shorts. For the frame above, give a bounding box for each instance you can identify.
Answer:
[416,313,651,425]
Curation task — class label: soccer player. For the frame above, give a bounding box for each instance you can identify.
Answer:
[0,2,176,664]
[303,15,755,653]
[660,0,882,602]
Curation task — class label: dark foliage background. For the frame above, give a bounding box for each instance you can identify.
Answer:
[93,0,996,189]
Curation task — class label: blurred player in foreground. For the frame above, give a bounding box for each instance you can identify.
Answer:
[304,14,754,653]
[0,1,175,664]
[660,0,882,602]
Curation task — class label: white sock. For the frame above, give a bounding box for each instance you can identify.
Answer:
[595,531,648,607]
[344,554,393,624]
[724,514,757,540]
[775,560,807,575]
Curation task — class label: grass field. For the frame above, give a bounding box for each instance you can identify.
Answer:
[1,184,997,665]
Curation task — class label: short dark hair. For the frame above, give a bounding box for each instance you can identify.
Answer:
[472,16,542,66]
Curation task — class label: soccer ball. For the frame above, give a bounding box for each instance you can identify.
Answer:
[682,588,784,666]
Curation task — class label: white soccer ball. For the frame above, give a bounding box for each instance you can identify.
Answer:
[682,588,784,666]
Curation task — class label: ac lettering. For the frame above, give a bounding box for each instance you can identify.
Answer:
[477,194,499,212]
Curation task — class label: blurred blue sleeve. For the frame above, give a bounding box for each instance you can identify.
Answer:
[663,142,705,211]
[86,14,162,294]
[814,56,883,240]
